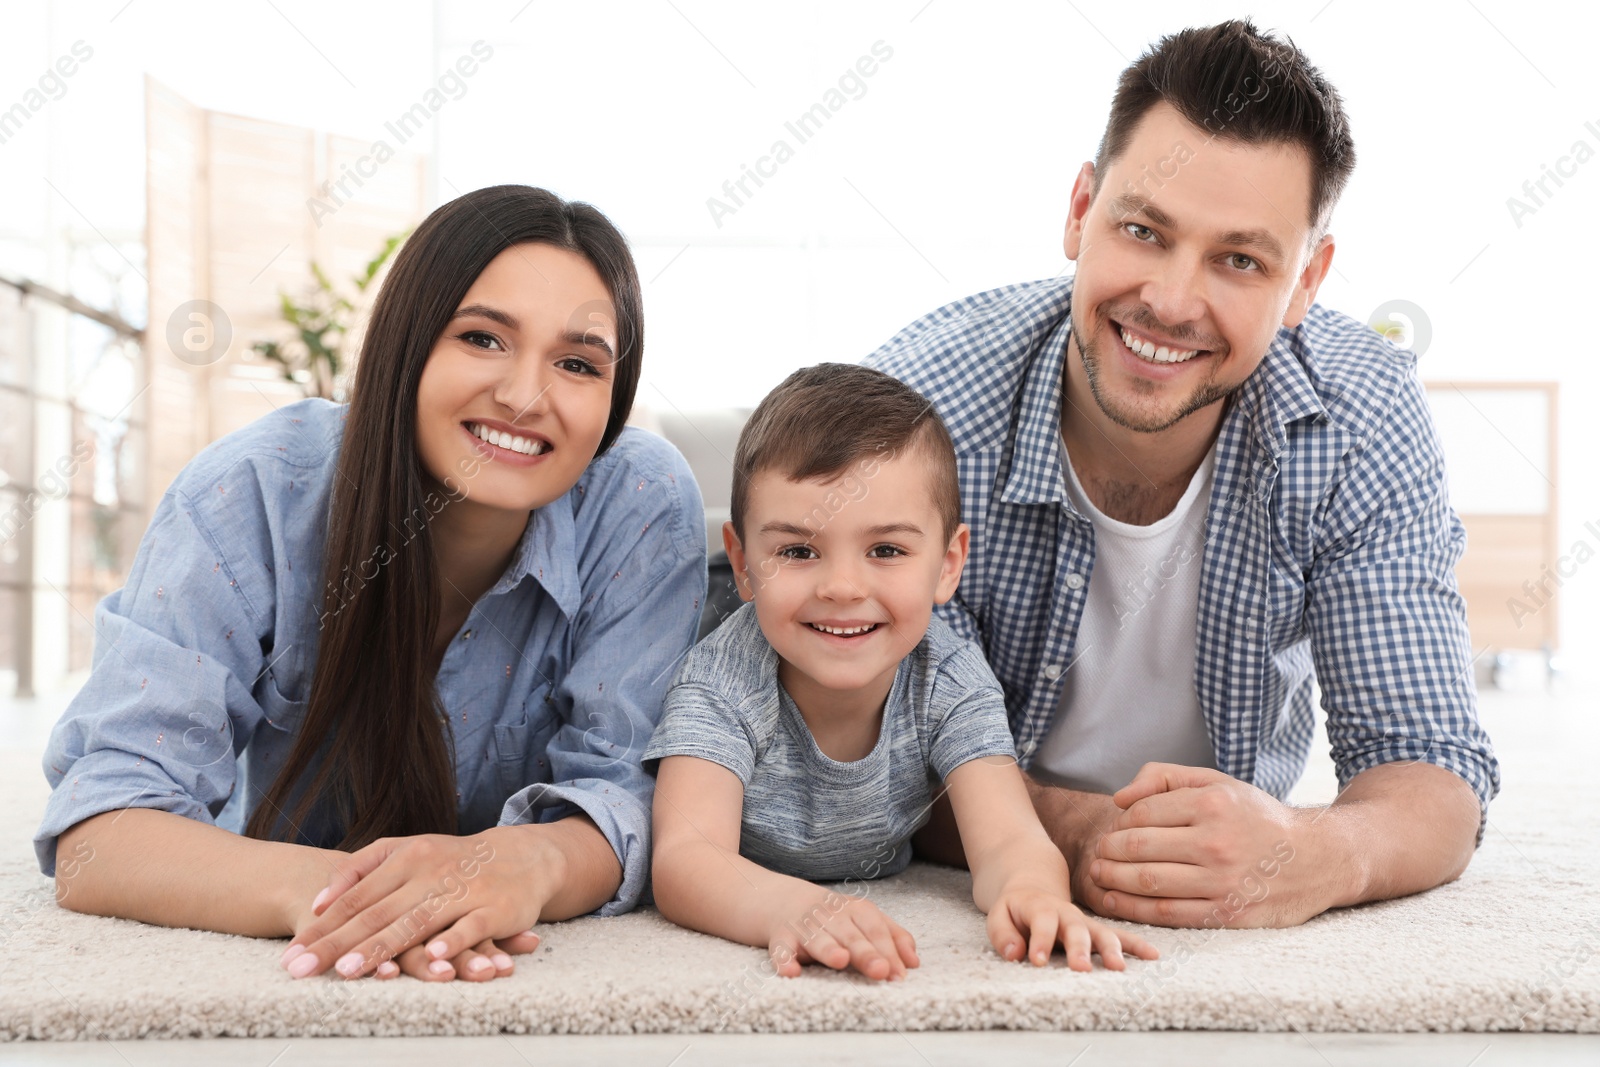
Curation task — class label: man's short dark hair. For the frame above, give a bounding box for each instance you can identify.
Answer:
[1093,18,1356,245]
[730,363,960,543]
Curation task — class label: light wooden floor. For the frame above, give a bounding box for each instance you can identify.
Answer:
[2,1032,1599,1065]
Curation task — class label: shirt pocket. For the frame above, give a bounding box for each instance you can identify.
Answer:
[493,682,552,797]
[255,672,310,737]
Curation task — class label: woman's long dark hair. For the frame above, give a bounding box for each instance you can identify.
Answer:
[245,185,644,850]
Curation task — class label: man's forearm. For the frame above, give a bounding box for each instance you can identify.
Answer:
[1307,761,1482,909]
[1022,774,1123,865]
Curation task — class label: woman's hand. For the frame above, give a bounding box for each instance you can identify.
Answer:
[279,824,562,981]
[283,857,536,982]
[365,931,542,982]
[987,881,1160,971]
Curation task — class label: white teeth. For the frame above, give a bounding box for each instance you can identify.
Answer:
[809,622,878,636]
[468,423,546,456]
[1120,326,1199,364]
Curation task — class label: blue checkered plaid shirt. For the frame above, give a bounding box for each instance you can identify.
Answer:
[864,275,1500,829]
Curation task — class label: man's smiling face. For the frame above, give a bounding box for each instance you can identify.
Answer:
[1062,102,1335,435]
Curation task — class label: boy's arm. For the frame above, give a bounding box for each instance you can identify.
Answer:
[650,755,805,948]
[944,755,1073,911]
[650,755,916,979]
[925,643,1076,908]
[945,755,1159,969]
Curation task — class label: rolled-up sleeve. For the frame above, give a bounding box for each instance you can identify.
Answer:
[1304,379,1501,842]
[497,442,707,915]
[35,488,270,875]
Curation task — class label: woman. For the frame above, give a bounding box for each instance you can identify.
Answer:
[35,185,707,982]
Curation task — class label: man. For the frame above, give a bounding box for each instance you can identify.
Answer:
[864,19,1498,929]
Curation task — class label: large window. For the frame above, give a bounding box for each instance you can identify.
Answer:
[0,271,146,696]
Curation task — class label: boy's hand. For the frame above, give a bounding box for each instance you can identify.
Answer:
[988,883,1160,971]
[767,891,920,982]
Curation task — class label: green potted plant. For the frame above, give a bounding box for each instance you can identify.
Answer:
[249,232,407,401]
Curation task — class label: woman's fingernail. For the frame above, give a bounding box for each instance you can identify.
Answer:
[427,939,449,959]
[288,952,319,979]
[312,887,331,912]
[428,959,452,976]
[280,943,305,968]
[376,961,399,978]
[492,953,513,969]
[468,956,492,973]
[334,951,365,977]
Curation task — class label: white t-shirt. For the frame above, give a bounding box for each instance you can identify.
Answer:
[1029,438,1220,793]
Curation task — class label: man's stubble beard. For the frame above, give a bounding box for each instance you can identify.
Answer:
[1071,318,1240,435]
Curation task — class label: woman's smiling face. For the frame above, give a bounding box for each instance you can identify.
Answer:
[415,242,618,513]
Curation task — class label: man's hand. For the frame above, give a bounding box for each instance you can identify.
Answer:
[1040,760,1482,930]
[1086,763,1326,929]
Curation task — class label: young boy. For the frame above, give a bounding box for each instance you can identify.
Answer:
[644,364,1158,981]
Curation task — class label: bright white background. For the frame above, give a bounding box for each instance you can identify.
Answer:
[2,0,1596,666]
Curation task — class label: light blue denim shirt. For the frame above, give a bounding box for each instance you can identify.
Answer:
[35,398,707,915]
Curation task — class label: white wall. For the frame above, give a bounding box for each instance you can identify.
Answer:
[2,0,1595,664]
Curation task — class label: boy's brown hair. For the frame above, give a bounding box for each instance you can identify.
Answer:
[730,363,960,543]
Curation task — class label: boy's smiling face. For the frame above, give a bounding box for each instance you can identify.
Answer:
[724,446,969,719]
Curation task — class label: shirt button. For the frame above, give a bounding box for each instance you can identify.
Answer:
[1065,573,1085,590]
[1043,664,1064,680]
[461,629,473,640]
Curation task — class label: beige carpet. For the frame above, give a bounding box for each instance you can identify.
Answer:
[2,747,1597,1040]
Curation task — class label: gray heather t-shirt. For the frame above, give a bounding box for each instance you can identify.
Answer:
[643,603,1018,882]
